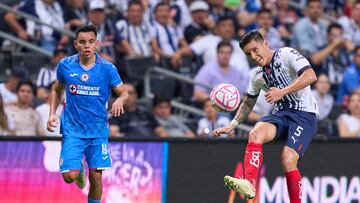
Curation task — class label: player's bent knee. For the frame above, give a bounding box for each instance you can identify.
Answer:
[62,172,78,183]
[248,130,264,143]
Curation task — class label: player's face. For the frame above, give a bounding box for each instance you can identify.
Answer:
[243,39,270,67]
[74,32,99,59]
[17,84,33,105]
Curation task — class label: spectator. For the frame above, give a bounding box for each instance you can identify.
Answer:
[35,82,63,136]
[0,67,28,105]
[151,2,188,61]
[197,98,234,138]
[311,23,353,90]
[337,91,360,138]
[337,46,360,103]
[274,0,299,46]
[256,8,284,50]
[193,40,248,102]
[4,0,67,52]
[247,91,273,124]
[0,94,15,136]
[36,48,68,101]
[116,0,153,57]
[312,74,334,121]
[5,81,44,136]
[87,0,117,63]
[184,1,214,43]
[170,0,193,31]
[63,0,87,32]
[338,0,360,46]
[172,15,249,75]
[0,0,23,47]
[292,0,327,57]
[208,0,236,23]
[153,97,195,138]
[109,83,168,137]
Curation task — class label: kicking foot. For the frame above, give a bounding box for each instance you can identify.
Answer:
[75,160,86,189]
[224,175,255,199]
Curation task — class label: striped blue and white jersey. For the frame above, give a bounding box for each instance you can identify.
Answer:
[248,47,318,114]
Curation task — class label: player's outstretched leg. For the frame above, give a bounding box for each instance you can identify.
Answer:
[88,169,103,203]
[282,146,301,203]
[75,159,87,189]
[224,122,276,199]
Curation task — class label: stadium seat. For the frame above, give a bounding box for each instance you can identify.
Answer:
[0,51,12,82]
[124,56,156,81]
[11,53,51,82]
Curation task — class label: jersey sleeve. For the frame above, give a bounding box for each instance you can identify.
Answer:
[109,65,122,87]
[56,61,65,83]
[283,47,311,76]
[247,68,262,97]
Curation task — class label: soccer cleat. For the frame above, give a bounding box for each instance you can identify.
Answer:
[76,160,86,189]
[224,175,255,199]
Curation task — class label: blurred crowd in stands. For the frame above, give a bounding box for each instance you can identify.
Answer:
[0,0,359,138]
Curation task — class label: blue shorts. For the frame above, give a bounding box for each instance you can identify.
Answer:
[259,108,317,157]
[59,135,111,173]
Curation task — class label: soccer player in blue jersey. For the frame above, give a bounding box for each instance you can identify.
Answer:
[46,25,128,203]
[213,30,318,203]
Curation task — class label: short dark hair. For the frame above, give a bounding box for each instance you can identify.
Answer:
[153,95,170,107]
[16,80,35,95]
[327,22,343,34]
[154,2,169,13]
[217,40,233,52]
[354,46,360,54]
[75,25,98,39]
[216,15,234,25]
[128,0,143,10]
[239,30,264,49]
[257,8,272,17]
[306,0,321,6]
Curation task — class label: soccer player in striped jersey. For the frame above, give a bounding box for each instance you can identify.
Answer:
[213,30,319,203]
[47,25,128,203]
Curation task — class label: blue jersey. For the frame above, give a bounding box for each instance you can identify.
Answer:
[57,53,122,138]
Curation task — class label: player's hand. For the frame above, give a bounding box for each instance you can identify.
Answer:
[47,115,59,132]
[213,126,234,137]
[265,87,286,104]
[111,98,125,117]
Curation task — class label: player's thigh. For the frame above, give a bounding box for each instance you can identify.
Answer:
[85,137,111,170]
[60,135,87,173]
[285,112,317,157]
[248,122,277,144]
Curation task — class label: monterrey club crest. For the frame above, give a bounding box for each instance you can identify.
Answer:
[81,73,89,82]
[69,84,77,94]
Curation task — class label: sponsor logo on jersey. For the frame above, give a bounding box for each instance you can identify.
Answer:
[81,73,89,82]
[69,84,77,94]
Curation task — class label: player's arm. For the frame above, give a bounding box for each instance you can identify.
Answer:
[47,81,65,132]
[213,95,258,137]
[111,83,129,117]
[265,68,317,104]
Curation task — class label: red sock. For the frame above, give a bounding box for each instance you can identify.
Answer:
[244,142,263,186]
[285,169,302,203]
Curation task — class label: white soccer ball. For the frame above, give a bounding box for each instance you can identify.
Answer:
[210,83,241,112]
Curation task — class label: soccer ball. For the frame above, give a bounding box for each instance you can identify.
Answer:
[210,83,241,112]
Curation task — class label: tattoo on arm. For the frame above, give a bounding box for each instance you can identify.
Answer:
[233,96,258,123]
